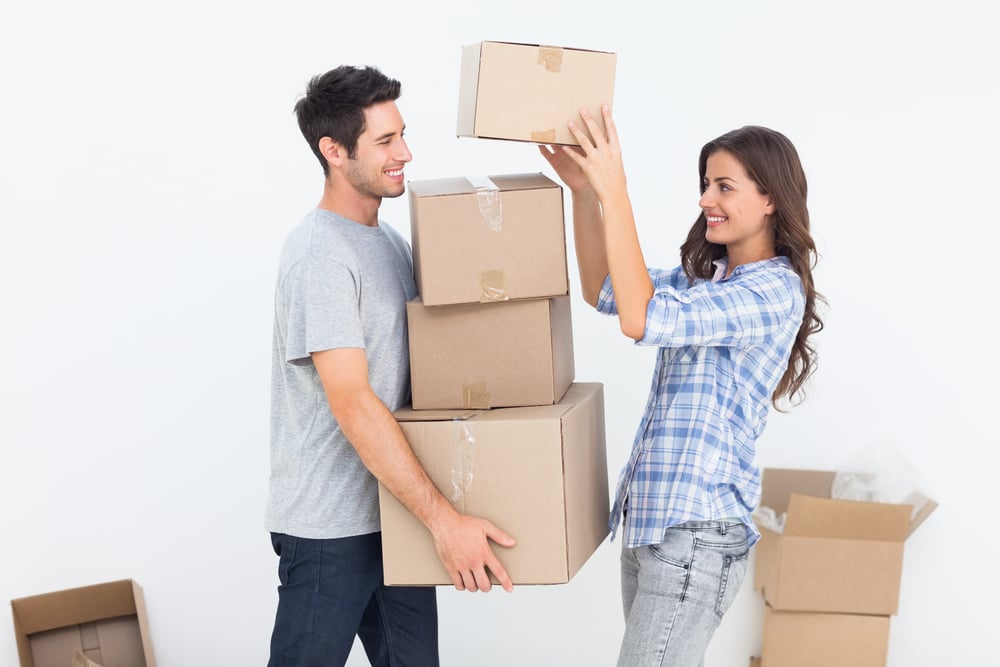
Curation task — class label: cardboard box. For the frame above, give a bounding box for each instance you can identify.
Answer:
[457,40,617,145]
[380,382,610,585]
[407,295,574,410]
[753,468,937,616]
[11,579,156,667]
[761,604,890,667]
[408,173,568,307]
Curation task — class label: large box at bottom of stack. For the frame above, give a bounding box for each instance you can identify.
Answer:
[407,294,574,410]
[379,382,609,585]
[760,604,890,667]
[10,579,156,667]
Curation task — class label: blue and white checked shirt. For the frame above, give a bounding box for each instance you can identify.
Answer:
[597,256,805,548]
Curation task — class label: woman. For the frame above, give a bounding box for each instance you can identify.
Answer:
[540,107,823,667]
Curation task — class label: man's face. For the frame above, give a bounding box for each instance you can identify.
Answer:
[344,100,412,200]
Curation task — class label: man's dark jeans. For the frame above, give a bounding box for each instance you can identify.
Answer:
[268,531,439,666]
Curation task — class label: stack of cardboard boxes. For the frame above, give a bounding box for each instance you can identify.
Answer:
[751,468,937,666]
[378,41,618,586]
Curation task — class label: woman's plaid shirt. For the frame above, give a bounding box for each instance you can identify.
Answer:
[596,256,805,548]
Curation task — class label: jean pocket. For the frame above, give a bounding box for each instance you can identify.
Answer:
[714,550,748,618]
[271,533,298,586]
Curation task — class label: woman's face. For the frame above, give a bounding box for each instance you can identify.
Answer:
[699,150,776,264]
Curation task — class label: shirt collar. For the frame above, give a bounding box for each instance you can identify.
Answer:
[712,256,790,282]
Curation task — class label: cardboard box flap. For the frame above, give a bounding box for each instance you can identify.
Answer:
[909,497,939,536]
[760,468,836,515]
[408,173,557,198]
[784,493,911,541]
[483,40,613,55]
[394,383,596,425]
[11,580,139,635]
[394,406,480,423]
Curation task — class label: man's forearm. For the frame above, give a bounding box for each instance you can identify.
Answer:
[330,387,456,530]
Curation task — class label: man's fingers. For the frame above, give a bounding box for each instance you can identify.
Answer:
[486,523,516,548]
[472,568,493,593]
[487,557,514,593]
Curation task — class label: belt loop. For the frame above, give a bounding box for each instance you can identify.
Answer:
[719,521,728,535]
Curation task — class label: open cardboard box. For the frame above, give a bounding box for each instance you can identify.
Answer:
[753,468,937,616]
[10,579,155,667]
[457,40,617,146]
[379,382,609,585]
[408,172,568,307]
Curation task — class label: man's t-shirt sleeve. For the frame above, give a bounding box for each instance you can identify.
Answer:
[282,254,365,366]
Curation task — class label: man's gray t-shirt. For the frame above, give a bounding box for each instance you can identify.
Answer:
[266,208,417,539]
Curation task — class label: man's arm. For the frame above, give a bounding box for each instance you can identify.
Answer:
[312,347,516,592]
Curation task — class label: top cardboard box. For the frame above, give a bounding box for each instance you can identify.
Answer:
[753,468,938,616]
[457,41,617,146]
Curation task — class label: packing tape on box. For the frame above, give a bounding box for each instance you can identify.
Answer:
[462,381,491,409]
[450,421,477,510]
[537,46,564,73]
[466,175,503,232]
[530,129,558,143]
[479,269,508,302]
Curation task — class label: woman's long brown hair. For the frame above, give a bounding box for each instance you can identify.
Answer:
[680,126,825,408]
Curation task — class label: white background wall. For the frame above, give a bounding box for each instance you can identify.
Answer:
[2,1,997,665]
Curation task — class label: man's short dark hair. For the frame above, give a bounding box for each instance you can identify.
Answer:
[294,65,402,175]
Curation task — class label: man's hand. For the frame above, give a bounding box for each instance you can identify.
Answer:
[429,510,516,593]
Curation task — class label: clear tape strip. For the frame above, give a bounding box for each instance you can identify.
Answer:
[467,175,503,232]
[450,421,477,510]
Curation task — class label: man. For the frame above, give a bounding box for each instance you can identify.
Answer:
[267,65,515,667]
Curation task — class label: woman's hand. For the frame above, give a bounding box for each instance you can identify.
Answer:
[538,142,591,194]
[559,105,627,204]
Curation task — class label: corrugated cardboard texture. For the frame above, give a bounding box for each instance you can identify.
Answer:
[11,579,155,667]
[754,469,932,616]
[380,382,609,585]
[762,605,890,667]
[762,533,903,614]
[407,295,574,410]
[456,41,617,146]
[408,173,567,307]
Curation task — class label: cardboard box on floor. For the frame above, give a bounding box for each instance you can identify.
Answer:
[379,382,610,585]
[408,173,568,307]
[760,604,891,667]
[457,40,616,146]
[10,579,156,667]
[753,468,938,616]
[407,295,574,410]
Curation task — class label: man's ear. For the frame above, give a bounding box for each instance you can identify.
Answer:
[318,137,344,169]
